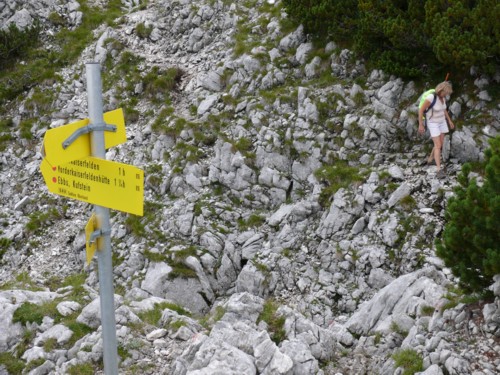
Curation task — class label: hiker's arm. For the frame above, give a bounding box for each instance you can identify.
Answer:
[445,109,455,129]
[418,100,430,134]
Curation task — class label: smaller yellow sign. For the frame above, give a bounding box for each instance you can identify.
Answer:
[85,214,97,265]
[42,108,127,166]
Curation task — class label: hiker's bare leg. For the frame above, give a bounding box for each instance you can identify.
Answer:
[439,133,446,164]
[427,147,435,163]
[432,136,442,170]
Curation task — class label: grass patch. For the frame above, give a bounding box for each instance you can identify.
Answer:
[143,66,183,103]
[168,263,197,279]
[45,272,87,297]
[169,320,187,332]
[390,321,408,337]
[0,272,45,291]
[0,352,25,374]
[314,161,365,207]
[200,305,226,330]
[233,20,254,57]
[399,195,417,211]
[12,300,59,326]
[257,299,286,344]
[0,0,125,106]
[230,136,253,154]
[65,321,93,347]
[238,213,266,230]
[11,274,92,346]
[441,284,491,312]
[67,362,95,375]
[26,207,64,233]
[124,200,164,240]
[161,245,199,280]
[392,349,423,375]
[12,303,45,326]
[420,305,435,316]
[138,302,191,326]
[143,249,167,263]
[135,22,152,39]
[43,337,58,352]
[0,237,12,260]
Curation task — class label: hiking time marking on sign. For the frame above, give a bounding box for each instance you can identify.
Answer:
[40,156,144,216]
[42,108,127,166]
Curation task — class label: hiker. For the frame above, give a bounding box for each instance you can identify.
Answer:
[418,81,455,179]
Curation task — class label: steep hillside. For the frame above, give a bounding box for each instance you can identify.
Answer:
[0,1,499,374]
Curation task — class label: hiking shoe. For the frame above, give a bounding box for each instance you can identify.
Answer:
[421,159,436,166]
[436,170,446,179]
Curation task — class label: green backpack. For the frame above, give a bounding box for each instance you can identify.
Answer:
[418,89,437,127]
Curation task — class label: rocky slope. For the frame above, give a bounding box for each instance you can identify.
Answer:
[0,0,499,374]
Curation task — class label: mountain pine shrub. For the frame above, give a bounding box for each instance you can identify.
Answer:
[0,21,41,69]
[283,0,499,77]
[436,136,500,293]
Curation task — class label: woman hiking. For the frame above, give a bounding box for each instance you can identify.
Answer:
[418,81,455,179]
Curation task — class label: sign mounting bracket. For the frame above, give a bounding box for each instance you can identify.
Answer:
[88,228,111,247]
[62,123,117,149]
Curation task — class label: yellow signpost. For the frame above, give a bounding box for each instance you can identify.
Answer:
[40,156,144,216]
[42,64,128,374]
[85,214,97,265]
[42,108,127,166]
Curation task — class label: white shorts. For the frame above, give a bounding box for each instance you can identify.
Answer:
[428,121,449,138]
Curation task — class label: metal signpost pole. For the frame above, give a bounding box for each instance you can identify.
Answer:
[86,62,119,375]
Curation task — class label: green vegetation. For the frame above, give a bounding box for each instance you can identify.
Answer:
[233,19,257,57]
[142,66,183,102]
[138,302,192,326]
[420,305,435,317]
[26,207,64,233]
[43,337,58,352]
[144,246,197,279]
[135,22,153,39]
[257,299,286,344]
[399,195,417,211]
[13,302,49,325]
[117,345,129,360]
[314,160,365,207]
[238,213,266,230]
[0,22,41,70]
[0,352,25,374]
[168,246,199,280]
[137,303,163,326]
[0,118,14,150]
[67,362,95,375]
[143,249,167,263]
[390,321,408,337]
[441,283,492,313]
[124,201,166,242]
[283,0,499,78]
[0,0,125,107]
[0,237,11,261]
[392,349,424,375]
[25,358,46,373]
[231,137,253,154]
[0,272,44,291]
[200,305,226,330]
[436,136,500,293]
[8,272,93,367]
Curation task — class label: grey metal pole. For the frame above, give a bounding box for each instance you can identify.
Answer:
[86,62,119,375]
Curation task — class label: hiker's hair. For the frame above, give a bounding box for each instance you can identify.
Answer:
[435,81,452,96]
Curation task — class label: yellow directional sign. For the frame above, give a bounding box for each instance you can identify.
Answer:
[85,214,97,265]
[41,156,144,216]
[42,108,127,166]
